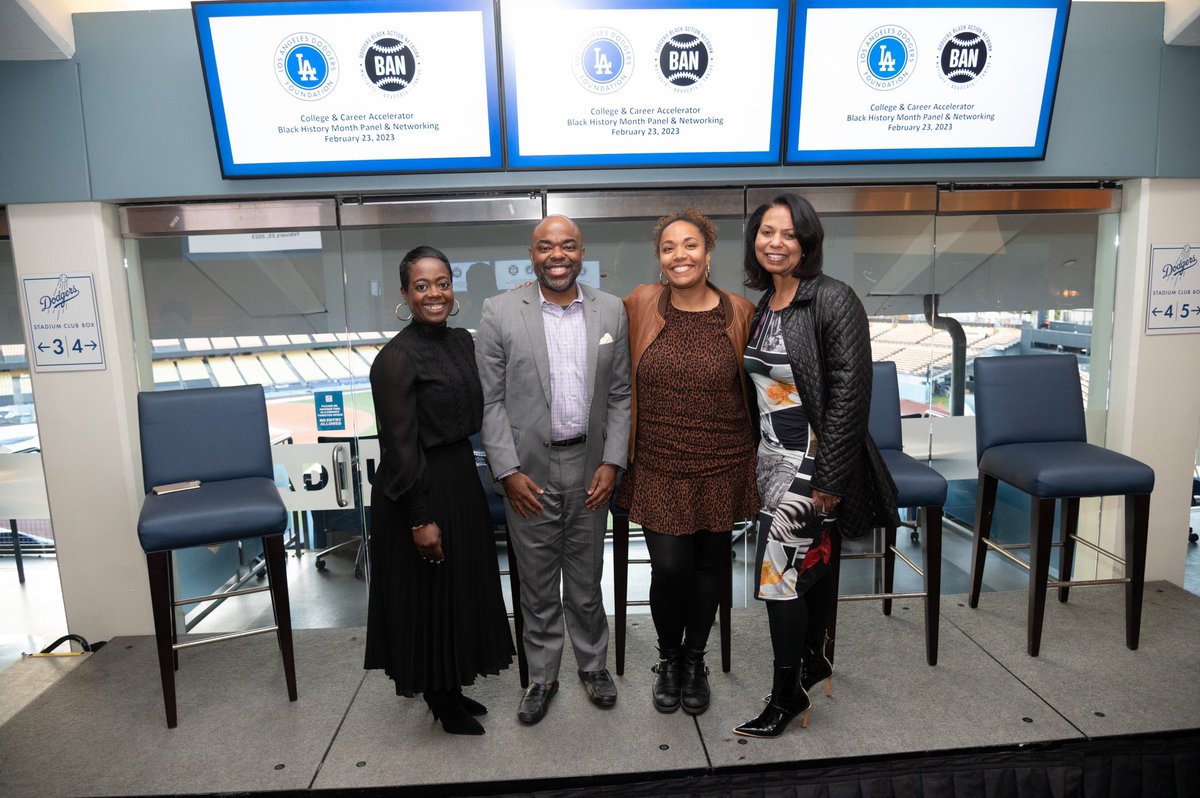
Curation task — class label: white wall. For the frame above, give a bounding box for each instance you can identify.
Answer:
[1109,179,1200,584]
[7,202,152,639]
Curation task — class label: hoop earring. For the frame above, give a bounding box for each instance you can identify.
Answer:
[659,271,669,285]
[450,299,461,317]
[705,264,711,279]
[395,302,412,322]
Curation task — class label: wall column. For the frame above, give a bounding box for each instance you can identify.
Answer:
[8,202,152,639]
[1108,179,1200,585]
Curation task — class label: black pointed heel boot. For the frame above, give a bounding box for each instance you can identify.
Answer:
[801,634,833,698]
[457,693,488,717]
[680,648,710,716]
[733,664,810,738]
[651,647,683,713]
[424,691,484,735]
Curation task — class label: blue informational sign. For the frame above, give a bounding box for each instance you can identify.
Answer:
[315,391,346,431]
[786,0,1071,164]
[192,0,503,178]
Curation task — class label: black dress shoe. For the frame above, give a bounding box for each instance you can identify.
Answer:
[578,668,618,707]
[517,682,558,725]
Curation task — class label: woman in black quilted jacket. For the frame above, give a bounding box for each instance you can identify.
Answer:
[733,193,899,738]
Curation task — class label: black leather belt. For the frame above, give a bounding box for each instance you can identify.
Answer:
[550,435,587,447]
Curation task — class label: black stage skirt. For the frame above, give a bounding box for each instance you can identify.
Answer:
[364,438,514,696]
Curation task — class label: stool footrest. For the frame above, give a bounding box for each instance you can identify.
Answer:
[839,591,927,602]
[1048,576,1129,589]
[173,583,271,608]
[172,625,278,651]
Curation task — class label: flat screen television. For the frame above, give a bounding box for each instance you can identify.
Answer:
[786,0,1071,164]
[500,0,790,169]
[193,0,503,178]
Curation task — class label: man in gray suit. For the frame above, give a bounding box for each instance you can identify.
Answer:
[476,214,631,725]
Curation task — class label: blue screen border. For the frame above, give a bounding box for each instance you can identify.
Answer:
[500,0,791,170]
[784,0,1071,165]
[192,0,504,179]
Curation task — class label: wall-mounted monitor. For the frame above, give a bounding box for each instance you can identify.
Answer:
[192,0,502,178]
[786,0,1071,164]
[501,0,790,169]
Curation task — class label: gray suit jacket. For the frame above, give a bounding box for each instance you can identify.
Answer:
[475,283,631,491]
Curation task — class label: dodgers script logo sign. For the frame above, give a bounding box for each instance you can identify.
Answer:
[21,273,106,372]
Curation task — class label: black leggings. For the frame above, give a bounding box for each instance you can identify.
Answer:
[643,528,731,652]
[765,569,836,667]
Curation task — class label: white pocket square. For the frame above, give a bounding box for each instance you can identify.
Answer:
[598,332,614,345]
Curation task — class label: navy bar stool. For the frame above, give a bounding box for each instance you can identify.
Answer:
[969,354,1154,656]
[136,385,297,728]
[829,361,946,666]
[470,434,529,688]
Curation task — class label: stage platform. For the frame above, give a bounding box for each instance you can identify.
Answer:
[0,582,1197,797]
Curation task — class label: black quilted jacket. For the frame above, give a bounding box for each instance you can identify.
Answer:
[752,273,900,539]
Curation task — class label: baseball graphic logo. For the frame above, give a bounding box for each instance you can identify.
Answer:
[574,27,634,94]
[275,33,338,100]
[937,26,991,87]
[360,32,419,95]
[656,27,712,90]
[858,25,916,91]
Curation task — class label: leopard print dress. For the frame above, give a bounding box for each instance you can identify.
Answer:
[616,302,758,535]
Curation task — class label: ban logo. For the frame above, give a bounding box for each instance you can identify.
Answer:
[656,28,713,91]
[360,31,420,95]
[937,26,992,87]
[574,27,634,94]
[275,33,339,101]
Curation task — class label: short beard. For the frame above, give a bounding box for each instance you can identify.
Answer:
[537,267,580,294]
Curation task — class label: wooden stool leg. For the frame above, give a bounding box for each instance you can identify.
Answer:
[1124,494,1150,650]
[924,507,942,667]
[263,535,298,701]
[826,526,843,664]
[504,533,529,688]
[146,551,178,728]
[613,512,629,676]
[720,544,731,673]
[969,474,998,608]
[1027,497,1056,657]
[1058,498,1080,604]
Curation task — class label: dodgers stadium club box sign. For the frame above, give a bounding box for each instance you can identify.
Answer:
[786,0,1071,164]
[500,0,790,169]
[192,0,502,178]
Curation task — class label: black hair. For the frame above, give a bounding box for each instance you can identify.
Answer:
[398,245,452,291]
[743,193,824,291]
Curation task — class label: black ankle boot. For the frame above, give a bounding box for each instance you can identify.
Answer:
[651,647,683,713]
[423,691,484,735]
[457,693,488,717]
[801,634,833,697]
[733,664,810,738]
[680,648,710,716]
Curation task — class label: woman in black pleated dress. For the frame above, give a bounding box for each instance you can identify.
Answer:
[364,245,514,736]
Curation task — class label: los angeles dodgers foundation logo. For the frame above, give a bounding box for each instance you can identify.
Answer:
[858,25,916,91]
[937,26,991,87]
[574,27,633,94]
[275,33,338,100]
[656,27,712,90]
[360,32,419,95]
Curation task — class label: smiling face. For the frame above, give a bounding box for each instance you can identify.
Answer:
[401,257,454,326]
[754,204,803,277]
[530,215,584,301]
[657,220,711,291]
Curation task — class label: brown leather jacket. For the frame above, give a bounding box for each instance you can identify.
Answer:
[623,282,757,464]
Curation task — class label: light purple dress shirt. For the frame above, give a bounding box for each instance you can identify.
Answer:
[540,286,588,441]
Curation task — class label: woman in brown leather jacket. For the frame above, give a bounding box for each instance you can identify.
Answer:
[616,209,758,716]
[733,194,899,739]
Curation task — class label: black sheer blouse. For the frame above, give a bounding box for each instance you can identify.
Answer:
[369,322,484,525]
